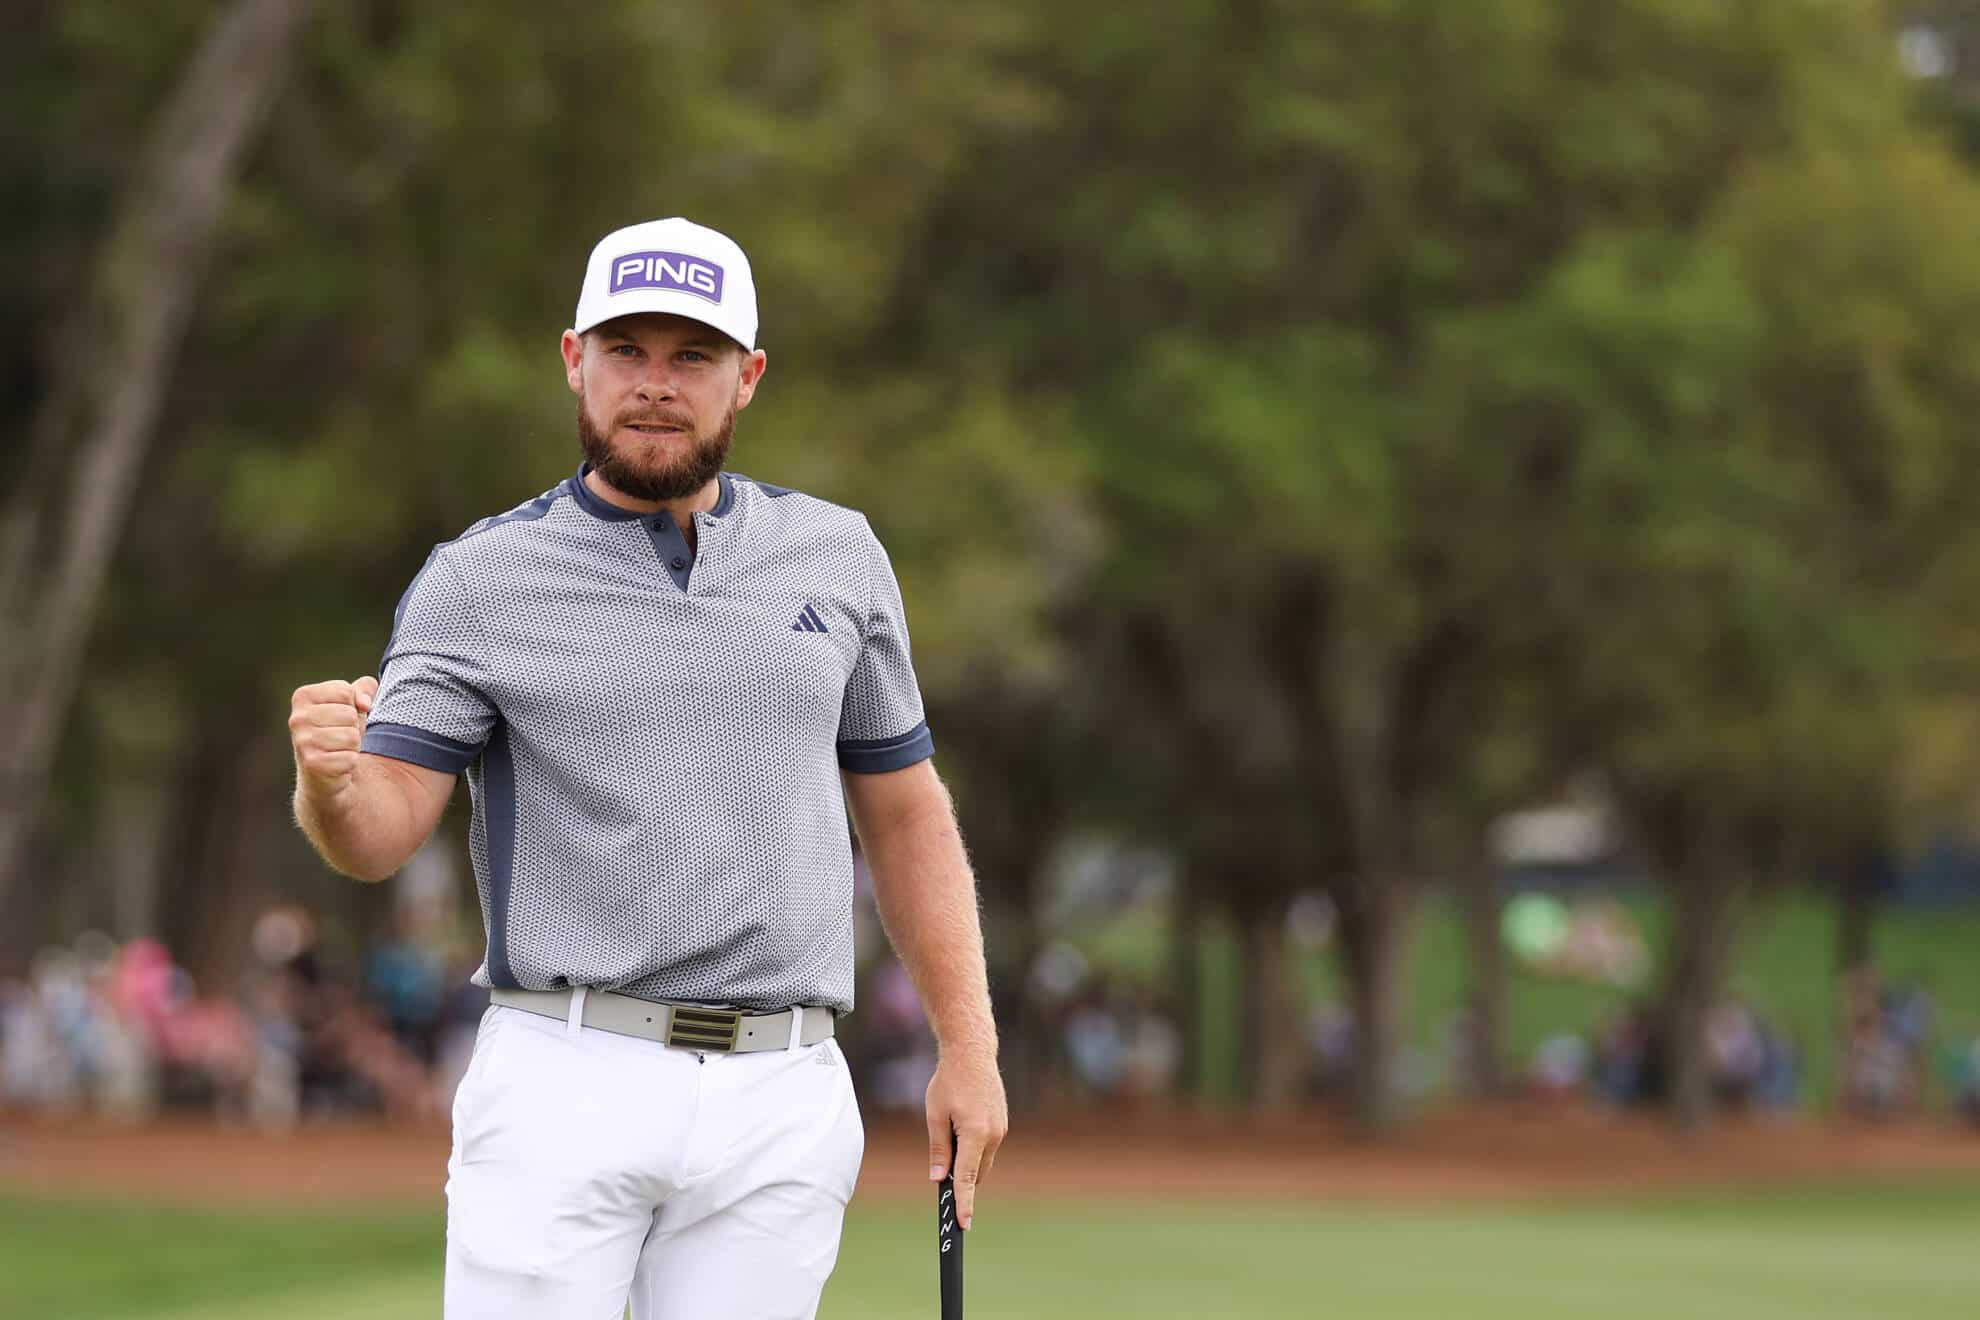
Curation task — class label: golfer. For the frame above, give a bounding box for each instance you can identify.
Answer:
[288,217,1007,1318]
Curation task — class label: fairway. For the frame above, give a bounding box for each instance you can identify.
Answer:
[6,1183,1978,1319]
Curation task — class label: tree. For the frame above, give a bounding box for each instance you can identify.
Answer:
[0,0,318,927]
[1429,138,1980,1126]
[865,0,1964,1130]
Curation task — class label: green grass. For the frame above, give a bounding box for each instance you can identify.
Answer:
[1081,893,1980,1104]
[7,1183,1980,1319]
[0,1197,438,1318]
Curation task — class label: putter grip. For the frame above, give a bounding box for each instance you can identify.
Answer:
[938,1146,964,1317]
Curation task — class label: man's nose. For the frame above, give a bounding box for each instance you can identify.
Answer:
[635,371,678,402]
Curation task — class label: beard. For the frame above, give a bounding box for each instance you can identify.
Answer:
[577,390,736,502]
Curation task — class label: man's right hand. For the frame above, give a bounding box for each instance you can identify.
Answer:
[289,676,455,882]
[289,677,380,800]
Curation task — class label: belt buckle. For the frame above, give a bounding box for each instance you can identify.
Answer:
[666,1005,742,1051]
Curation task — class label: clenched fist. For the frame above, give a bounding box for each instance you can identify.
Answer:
[290,677,379,801]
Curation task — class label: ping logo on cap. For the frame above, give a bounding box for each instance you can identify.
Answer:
[610,250,725,303]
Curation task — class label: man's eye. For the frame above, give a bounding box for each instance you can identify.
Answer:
[680,351,707,363]
[611,345,639,357]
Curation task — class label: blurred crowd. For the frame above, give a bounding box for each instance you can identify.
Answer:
[1023,941,1184,1106]
[840,856,1186,1114]
[7,872,1978,1129]
[0,903,485,1127]
[1547,998,1802,1112]
[1514,969,1980,1122]
[1840,969,1950,1120]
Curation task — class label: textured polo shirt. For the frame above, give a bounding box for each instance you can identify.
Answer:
[360,464,934,1014]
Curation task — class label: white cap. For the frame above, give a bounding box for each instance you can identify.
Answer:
[571,217,758,349]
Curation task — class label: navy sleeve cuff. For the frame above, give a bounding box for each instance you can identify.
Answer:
[362,721,482,774]
[837,721,935,774]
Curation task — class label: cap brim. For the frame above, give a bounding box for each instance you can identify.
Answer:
[573,291,752,349]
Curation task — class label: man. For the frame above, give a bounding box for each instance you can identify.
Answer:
[288,217,1006,1319]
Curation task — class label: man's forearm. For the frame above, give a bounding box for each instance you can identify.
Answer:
[863,788,997,1057]
[846,762,1008,1220]
[293,755,430,883]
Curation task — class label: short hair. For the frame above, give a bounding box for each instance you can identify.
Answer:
[581,315,747,357]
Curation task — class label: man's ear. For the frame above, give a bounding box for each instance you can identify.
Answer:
[561,329,585,394]
[735,348,768,410]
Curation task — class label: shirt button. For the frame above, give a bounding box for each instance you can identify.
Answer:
[670,556,686,571]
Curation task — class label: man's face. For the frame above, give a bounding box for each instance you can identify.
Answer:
[560,313,767,501]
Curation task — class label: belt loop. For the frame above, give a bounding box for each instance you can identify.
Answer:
[785,1005,804,1051]
[566,987,588,1039]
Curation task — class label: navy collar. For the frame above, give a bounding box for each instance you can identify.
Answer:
[567,464,734,522]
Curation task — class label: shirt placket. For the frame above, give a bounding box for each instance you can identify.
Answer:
[643,514,695,592]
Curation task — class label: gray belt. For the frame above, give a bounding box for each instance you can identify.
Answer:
[491,987,835,1053]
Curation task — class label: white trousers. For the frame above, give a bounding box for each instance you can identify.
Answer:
[445,1003,865,1319]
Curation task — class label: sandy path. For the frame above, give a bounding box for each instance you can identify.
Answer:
[5,1104,1978,1210]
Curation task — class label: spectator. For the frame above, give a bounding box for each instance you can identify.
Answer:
[1,974,61,1110]
[1062,984,1127,1098]
[365,908,449,1065]
[1593,1001,1656,1107]
[1955,1038,1980,1127]
[1706,1000,1766,1108]
[1119,989,1182,1102]
[1303,1001,1356,1100]
[1752,1018,1801,1113]
[1843,967,1933,1119]
[1530,1033,1590,1100]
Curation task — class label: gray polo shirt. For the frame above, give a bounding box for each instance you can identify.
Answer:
[361,465,934,1014]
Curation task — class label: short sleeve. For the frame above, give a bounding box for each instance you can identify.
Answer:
[837,524,935,774]
[361,546,497,774]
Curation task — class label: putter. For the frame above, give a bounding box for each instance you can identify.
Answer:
[938,1129,964,1318]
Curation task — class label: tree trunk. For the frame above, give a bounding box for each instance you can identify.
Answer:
[0,0,317,918]
[103,781,170,940]
[1457,859,1507,1098]
[1334,877,1416,1133]
[999,892,1051,1113]
[182,731,284,992]
[156,723,254,971]
[1241,898,1304,1109]
[1170,879,1204,1103]
[1836,850,1877,982]
[1663,856,1740,1133]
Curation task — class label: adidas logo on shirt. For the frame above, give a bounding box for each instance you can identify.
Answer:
[791,602,829,634]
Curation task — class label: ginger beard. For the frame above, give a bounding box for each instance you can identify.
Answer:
[576,386,737,502]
